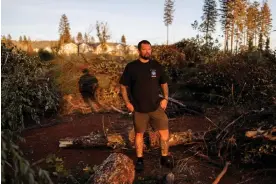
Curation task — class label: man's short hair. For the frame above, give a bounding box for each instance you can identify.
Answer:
[138,40,151,51]
[82,68,89,74]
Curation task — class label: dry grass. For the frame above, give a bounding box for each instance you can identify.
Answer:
[50,53,129,113]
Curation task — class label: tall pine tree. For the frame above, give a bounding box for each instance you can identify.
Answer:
[260,0,272,50]
[163,0,175,45]
[121,34,126,44]
[219,0,232,52]
[76,32,83,43]
[234,0,247,53]
[19,36,23,43]
[246,3,257,49]
[58,14,71,44]
[84,33,89,44]
[199,0,218,46]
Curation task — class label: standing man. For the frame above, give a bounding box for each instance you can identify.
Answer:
[119,40,173,172]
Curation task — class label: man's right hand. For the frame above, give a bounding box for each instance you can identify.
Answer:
[126,102,134,112]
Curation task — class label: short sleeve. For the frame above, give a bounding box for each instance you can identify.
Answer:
[159,65,169,84]
[119,64,131,86]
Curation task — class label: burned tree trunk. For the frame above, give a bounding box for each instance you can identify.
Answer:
[59,129,205,149]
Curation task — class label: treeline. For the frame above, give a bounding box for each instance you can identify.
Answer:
[197,0,273,53]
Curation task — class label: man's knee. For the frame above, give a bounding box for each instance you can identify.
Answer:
[135,132,144,138]
[158,129,169,140]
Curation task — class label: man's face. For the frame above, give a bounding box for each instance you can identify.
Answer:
[139,43,152,60]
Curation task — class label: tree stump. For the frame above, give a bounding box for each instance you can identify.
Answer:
[92,153,135,184]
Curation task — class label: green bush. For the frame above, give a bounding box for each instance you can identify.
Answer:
[1,130,53,184]
[174,37,222,64]
[1,44,60,130]
[186,53,276,108]
[1,43,59,183]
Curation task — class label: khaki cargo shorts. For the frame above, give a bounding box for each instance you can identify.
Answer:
[133,106,169,133]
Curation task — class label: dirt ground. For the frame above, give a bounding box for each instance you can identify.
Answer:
[19,112,275,184]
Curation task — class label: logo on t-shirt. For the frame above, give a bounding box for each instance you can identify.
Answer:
[151,69,157,78]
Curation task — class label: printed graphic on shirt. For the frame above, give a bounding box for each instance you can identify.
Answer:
[151,69,156,78]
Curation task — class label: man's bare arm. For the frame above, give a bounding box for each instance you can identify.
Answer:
[120,84,130,104]
[161,83,169,100]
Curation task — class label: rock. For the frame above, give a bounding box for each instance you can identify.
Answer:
[92,153,135,184]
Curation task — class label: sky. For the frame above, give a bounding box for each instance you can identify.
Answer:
[1,0,276,49]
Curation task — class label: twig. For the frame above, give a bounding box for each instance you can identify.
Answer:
[194,152,222,167]
[231,83,235,106]
[85,173,95,184]
[216,113,247,140]
[4,52,9,65]
[68,175,81,184]
[159,94,219,129]
[176,153,197,173]
[236,177,255,184]
[236,82,246,104]
[111,105,132,115]
[31,158,45,167]
[212,161,231,184]
[102,115,107,138]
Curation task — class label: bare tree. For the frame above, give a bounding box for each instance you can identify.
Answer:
[96,21,111,52]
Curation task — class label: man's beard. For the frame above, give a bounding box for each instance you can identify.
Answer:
[140,54,151,60]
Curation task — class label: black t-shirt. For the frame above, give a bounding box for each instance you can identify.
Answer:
[119,59,168,113]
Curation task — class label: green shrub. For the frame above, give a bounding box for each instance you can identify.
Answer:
[1,130,53,184]
[1,43,60,130]
[1,43,59,183]
[186,54,276,108]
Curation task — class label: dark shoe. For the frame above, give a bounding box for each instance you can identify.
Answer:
[135,158,144,172]
[160,155,174,169]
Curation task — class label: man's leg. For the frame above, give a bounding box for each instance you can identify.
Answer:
[150,107,174,169]
[133,111,149,171]
[159,129,169,156]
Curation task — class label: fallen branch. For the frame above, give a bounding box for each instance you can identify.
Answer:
[245,127,276,141]
[111,105,132,115]
[59,129,206,149]
[159,94,219,129]
[194,152,222,167]
[212,161,231,184]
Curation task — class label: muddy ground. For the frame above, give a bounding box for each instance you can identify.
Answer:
[19,111,276,184]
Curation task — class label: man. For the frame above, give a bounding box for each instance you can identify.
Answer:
[78,68,100,112]
[119,40,173,172]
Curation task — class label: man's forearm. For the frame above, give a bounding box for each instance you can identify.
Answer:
[120,85,130,104]
[161,83,169,99]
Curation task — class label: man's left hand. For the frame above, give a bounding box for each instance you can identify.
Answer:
[160,99,168,110]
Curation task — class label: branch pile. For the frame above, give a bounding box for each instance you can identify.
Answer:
[208,106,276,165]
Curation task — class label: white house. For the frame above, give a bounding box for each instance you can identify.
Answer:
[58,43,78,55]
[79,43,92,53]
[91,43,137,56]
[126,45,138,55]
[44,46,52,53]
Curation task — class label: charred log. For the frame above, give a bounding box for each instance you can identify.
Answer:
[59,129,206,149]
